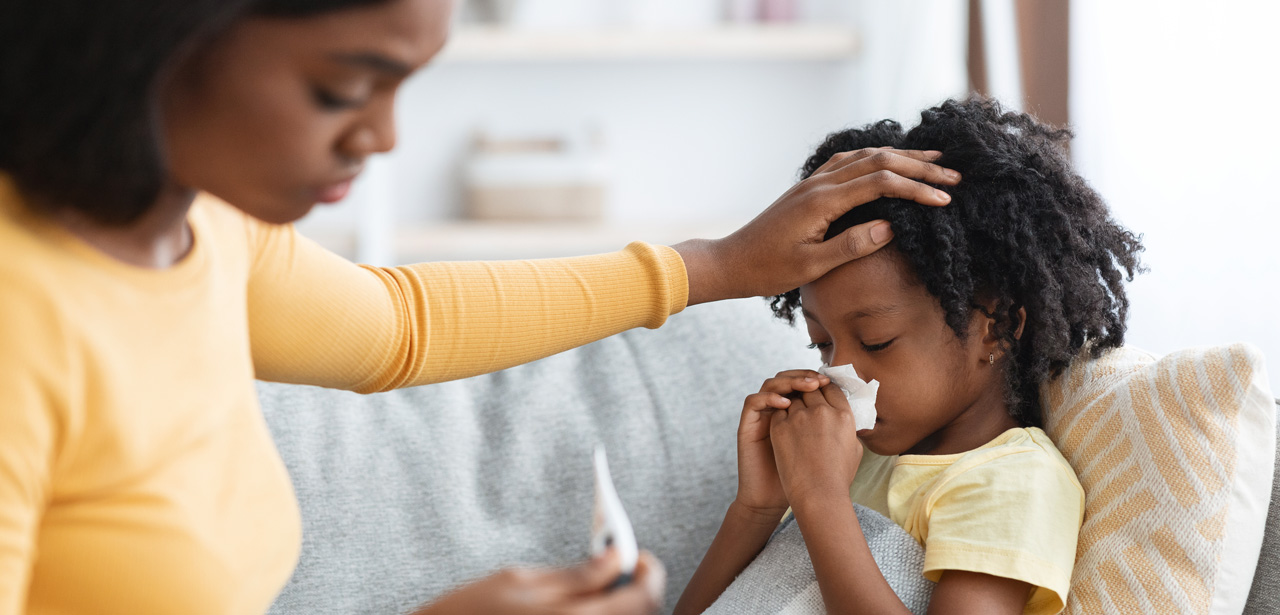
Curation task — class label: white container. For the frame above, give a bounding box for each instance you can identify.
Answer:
[463,129,610,222]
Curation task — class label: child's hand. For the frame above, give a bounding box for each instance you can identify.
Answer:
[768,383,864,507]
[735,370,831,518]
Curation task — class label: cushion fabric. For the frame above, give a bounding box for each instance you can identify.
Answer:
[1041,344,1275,615]
[260,298,814,615]
[704,504,933,615]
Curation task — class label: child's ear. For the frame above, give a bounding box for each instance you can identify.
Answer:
[976,302,1026,349]
[975,298,1002,345]
[1012,306,1027,340]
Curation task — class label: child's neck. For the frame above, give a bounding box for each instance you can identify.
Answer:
[904,387,1021,456]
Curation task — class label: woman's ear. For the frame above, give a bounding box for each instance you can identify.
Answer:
[1012,306,1027,340]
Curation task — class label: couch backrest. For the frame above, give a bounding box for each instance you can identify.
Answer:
[260,299,1279,615]
[259,298,815,615]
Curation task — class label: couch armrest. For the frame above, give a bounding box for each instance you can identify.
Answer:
[1243,399,1280,614]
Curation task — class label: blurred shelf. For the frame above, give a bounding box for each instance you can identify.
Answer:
[438,25,860,63]
[302,220,742,264]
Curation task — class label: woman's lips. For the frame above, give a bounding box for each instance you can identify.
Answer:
[314,178,354,204]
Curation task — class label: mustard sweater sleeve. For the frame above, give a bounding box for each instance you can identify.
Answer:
[246,221,689,392]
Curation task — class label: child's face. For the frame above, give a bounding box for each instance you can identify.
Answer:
[799,249,1005,456]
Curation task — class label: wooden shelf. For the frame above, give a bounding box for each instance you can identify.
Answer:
[438,25,861,63]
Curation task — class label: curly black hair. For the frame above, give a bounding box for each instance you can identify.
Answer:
[770,98,1145,428]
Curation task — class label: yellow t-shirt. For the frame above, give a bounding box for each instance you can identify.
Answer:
[850,427,1084,615]
[0,178,688,615]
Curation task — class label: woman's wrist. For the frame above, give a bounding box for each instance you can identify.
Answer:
[671,238,730,306]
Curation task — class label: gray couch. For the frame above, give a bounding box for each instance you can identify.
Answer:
[258,298,1279,614]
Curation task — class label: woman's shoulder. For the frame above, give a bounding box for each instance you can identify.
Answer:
[189,192,297,266]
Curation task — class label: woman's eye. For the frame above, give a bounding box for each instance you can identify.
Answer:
[311,87,364,111]
[806,342,831,351]
[861,339,895,352]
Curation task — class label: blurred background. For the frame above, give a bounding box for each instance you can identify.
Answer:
[297,0,1280,387]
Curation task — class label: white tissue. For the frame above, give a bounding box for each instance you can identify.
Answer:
[818,364,879,431]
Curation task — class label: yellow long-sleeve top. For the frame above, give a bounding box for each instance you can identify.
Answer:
[0,178,688,615]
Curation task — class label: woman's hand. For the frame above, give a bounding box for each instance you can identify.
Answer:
[768,383,864,507]
[413,549,665,615]
[735,370,831,519]
[674,148,959,305]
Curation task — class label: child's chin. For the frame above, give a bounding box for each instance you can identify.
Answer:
[859,431,895,457]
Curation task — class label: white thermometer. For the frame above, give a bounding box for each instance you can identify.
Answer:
[591,445,638,587]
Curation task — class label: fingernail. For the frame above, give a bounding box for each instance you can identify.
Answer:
[935,189,951,202]
[925,150,943,157]
[870,222,893,244]
[946,169,961,180]
[803,377,815,382]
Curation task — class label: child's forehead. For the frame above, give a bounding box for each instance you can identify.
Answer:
[800,249,928,320]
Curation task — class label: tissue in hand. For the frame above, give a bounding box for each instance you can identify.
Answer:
[817,364,879,431]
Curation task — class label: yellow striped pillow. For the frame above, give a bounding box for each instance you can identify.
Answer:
[1041,343,1274,614]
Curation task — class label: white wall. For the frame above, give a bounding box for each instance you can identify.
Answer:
[1071,0,1280,390]
[298,0,969,241]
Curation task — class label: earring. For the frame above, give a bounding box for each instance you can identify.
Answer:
[988,353,995,365]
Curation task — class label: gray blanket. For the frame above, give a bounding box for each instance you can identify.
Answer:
[705,505,933,614]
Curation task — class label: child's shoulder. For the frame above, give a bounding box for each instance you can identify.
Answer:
[955,427,1075,475]
[894,427,1083,508]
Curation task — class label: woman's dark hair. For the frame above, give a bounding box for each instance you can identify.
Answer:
[0,0,389,226]
[771,98,1144,427]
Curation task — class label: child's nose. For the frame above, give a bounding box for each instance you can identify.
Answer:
[829,351,871,379]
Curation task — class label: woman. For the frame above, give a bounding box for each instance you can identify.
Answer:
[0,0,959,613]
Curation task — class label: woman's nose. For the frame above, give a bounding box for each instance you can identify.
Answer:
[343,99,398,157]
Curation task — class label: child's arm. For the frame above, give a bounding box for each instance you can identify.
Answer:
[775,385,1034,615]
[674,371,832,615]
[790,492,1032,614]
[672,502,782,615]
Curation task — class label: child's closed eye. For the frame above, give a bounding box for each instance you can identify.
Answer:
[806,342,831,351]
[861,339,895,352]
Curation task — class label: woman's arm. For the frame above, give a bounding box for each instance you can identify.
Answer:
[245,233,686,391]
[245,148,957,391]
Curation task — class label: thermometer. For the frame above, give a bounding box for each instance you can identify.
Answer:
[590,445,638,588]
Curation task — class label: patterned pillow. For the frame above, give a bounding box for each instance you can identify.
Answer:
[1041,343,1275,615]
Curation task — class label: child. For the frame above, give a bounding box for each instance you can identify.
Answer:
[675,98,1144,615]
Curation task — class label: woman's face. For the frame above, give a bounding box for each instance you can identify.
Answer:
[799,249,1003,456]
[163,0,452,224]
